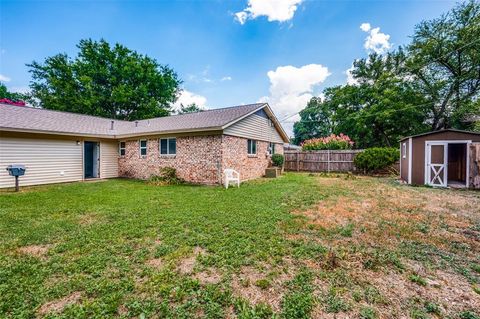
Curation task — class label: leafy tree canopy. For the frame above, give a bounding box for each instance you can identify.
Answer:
[0,83,28,102]
[176,103,203,114]
[293,1,480,146]
[28,39,182,120]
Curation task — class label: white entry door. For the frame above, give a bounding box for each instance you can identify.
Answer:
[426,142,448,187]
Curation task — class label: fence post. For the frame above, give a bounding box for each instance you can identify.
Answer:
[327,150,330,173]
[296,151,300,171]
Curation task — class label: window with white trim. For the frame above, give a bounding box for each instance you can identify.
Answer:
[139,139,147,157]
[247,139,257,155]
[119,141,126,157]
[268,142,275,155]
[402,142,406,159]
[160,138,176,155]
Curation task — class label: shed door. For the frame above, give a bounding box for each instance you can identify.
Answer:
[426,142,447,187]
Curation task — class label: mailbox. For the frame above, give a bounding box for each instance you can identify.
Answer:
[6,164,26,177]
[5,164,26,191]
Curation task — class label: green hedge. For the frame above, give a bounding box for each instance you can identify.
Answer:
[271,154,284,167]
[354,147,399,173]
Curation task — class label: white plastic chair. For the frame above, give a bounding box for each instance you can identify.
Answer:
[224,169,240,189]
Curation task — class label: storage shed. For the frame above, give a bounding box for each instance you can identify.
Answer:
[400,129,480,188]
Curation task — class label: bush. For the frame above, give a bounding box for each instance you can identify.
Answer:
[148,167,184,185]
[271,153,284,167]
[354,147,399,173]
[301,133,354,150]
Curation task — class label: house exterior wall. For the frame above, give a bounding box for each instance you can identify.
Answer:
[117,134,285,184]
[0,134,83,188]
[224,110,284,143]
[118,135,224,184]
[405,131,480,185]
[221,135,284,182]
[100,141,119,179]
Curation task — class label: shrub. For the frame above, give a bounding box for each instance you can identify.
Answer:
[271,153,284,167]
[301,133,354,150]
[148,167,184,185]
[354,147,399,173]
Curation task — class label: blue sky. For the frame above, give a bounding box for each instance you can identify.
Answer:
[0,0,456,134]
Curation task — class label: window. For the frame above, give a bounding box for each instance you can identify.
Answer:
[268,142,275,155]
[402,142,406,159]
[160,138,176,155]
[247,139,257,155]
[119,142,126,156]
[139,139,147,157]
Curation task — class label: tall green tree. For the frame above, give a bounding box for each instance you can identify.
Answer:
[407,0,480,130]
[0,83,28,102]
[28,39,182,120]
[177,103,203,114]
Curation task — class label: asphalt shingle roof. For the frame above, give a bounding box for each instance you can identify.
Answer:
[0,103,265,138]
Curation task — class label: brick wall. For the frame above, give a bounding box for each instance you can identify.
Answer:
[117,134,284,185]
[118,135,223,184]
[221,135,284,182]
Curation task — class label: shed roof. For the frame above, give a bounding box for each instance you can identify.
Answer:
[400,129,480,141]
[0,102,288,141]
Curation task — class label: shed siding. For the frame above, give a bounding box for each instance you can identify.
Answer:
[100,141,119,178]
[0,136,83,188]
[224,113,284,143]
[409,131,480,185]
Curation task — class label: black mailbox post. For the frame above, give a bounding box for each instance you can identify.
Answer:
[6,164,26,192]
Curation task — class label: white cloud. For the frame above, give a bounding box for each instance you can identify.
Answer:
[345,63,358,86]
[173,89,207,110]
[260,64,330,136]
[235,0,303,24]
[9,86,30,94]
[0,74,11,82]
[360,23,371,32]
[360,23,391,54]
[221,76,232,81]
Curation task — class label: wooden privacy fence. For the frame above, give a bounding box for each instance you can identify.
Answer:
[284,150,363,172]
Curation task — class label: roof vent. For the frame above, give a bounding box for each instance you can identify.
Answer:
[110,121,114,130]
[135,121,139,127]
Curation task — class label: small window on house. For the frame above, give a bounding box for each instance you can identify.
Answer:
[160,138,176,155]
[402,143,406,159]
[119,142,126,156]
[268,142,275,155]
[247,139,257,155]
[139,139,147,157]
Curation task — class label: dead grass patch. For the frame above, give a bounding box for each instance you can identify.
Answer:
[231,264,296,312]
[17,244,51,258]
[37,291,82,316]
[146,258,164,268]
[193,268,223,285]
[177,246,207,275]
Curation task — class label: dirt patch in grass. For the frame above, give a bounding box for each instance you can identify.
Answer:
[177,246,207,275]
[37,292,82,316]
[17,244,51,258]
[231,264,295,312]
[146,258,164,268]
[193,268,223,285]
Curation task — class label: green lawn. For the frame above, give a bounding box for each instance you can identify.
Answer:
[0,174,479,318]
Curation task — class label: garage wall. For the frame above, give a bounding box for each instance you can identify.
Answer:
[0,135,83,188]
[100,141,119,178]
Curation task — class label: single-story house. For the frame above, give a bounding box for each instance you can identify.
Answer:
[399,129,480,188]
[0,103,289,188]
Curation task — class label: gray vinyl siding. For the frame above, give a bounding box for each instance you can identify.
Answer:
[223,113,284,143]
[100,141,119,178]
[0,136,83,188]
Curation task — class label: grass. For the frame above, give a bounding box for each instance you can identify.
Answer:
[0,173,479,318]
